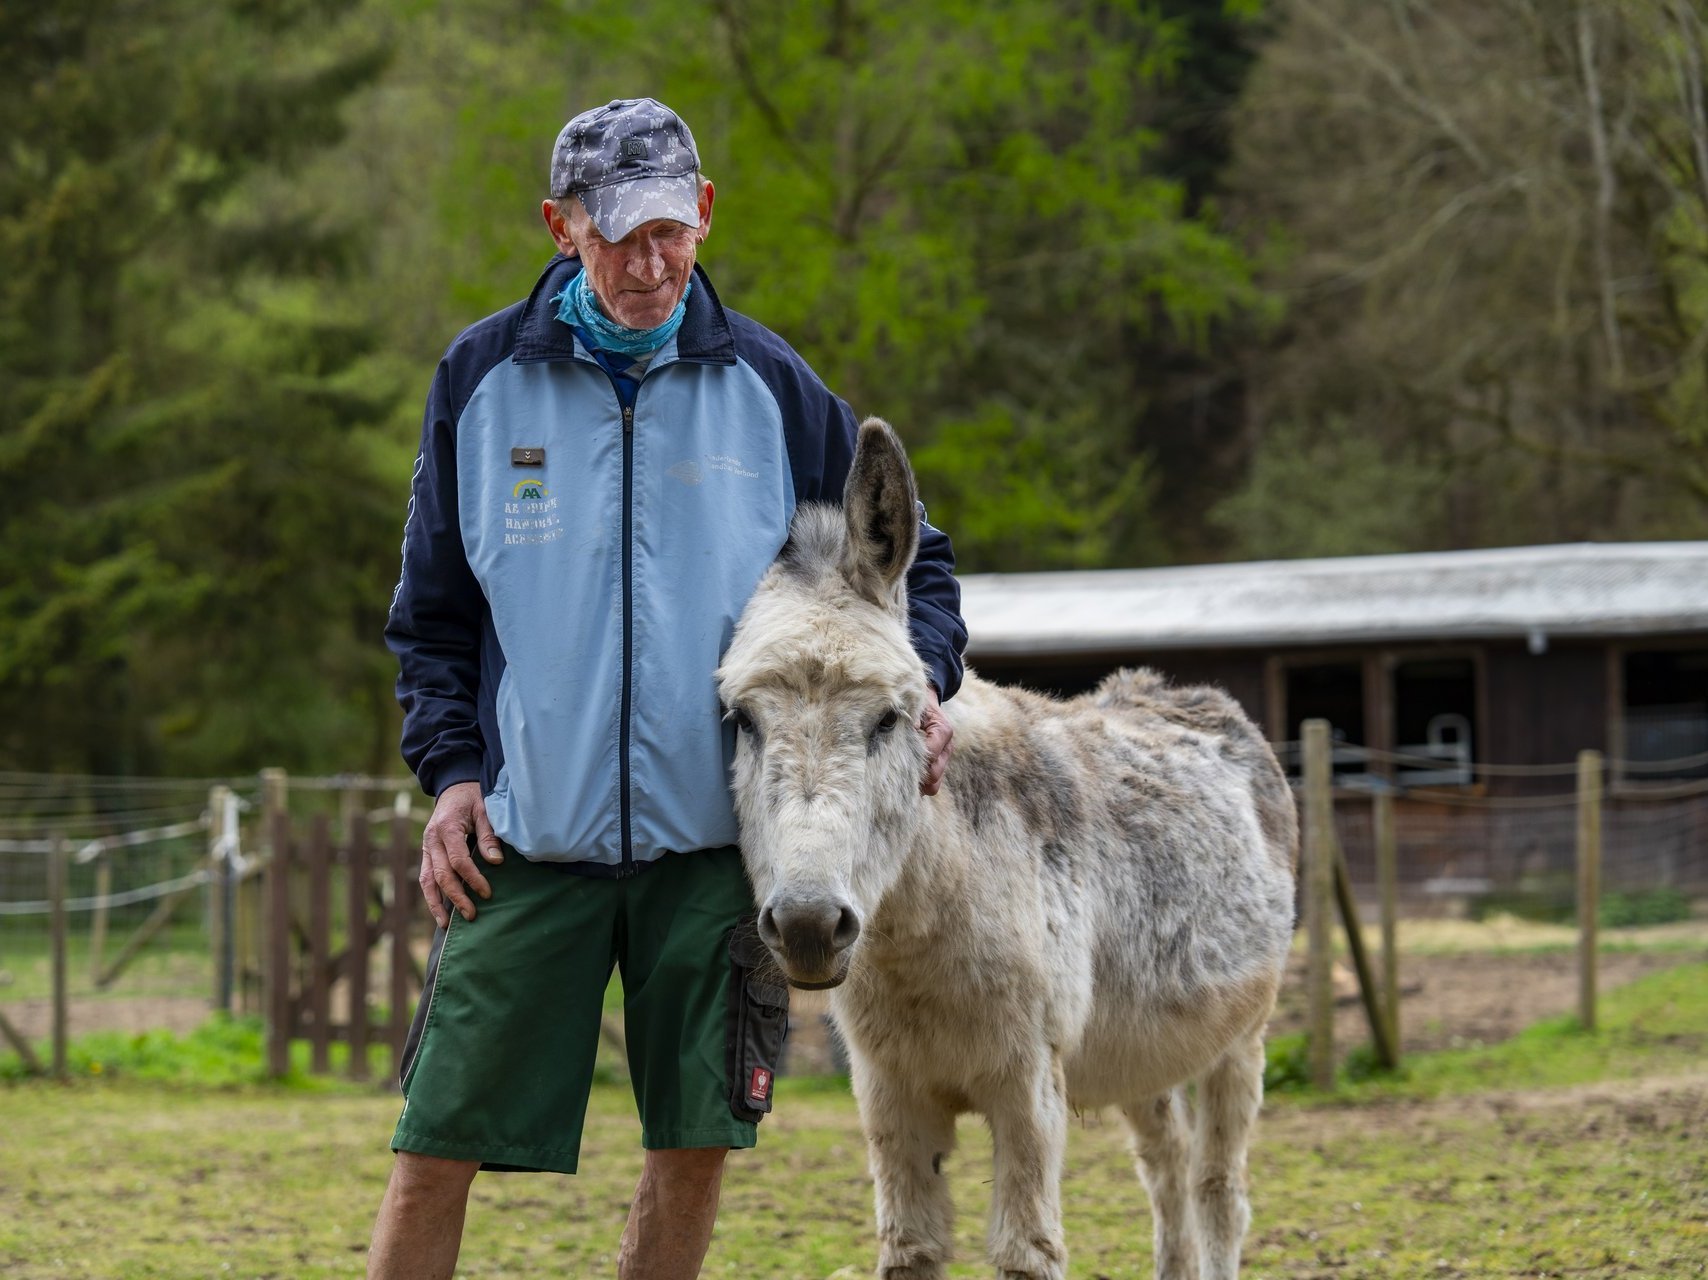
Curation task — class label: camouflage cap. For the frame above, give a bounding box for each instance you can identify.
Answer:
[549,98,702,244]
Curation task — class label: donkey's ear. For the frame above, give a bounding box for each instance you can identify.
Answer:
[841,417,920,609]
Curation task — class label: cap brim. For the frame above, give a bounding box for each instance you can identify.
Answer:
[580,173,701,243]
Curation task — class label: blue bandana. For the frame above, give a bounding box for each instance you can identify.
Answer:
[553,269,693,357]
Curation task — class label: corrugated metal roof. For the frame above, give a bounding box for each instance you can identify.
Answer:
[958,542,1708,658]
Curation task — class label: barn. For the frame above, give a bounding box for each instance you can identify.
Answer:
[959,542,1708,902]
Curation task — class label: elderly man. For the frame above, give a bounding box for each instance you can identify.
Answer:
[366,98,966,1279]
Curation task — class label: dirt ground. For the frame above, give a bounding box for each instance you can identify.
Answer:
[2,994,211,1042]
[1267,948,1699,1055]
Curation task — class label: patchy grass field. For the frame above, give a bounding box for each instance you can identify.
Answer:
[6,963,1708,1278]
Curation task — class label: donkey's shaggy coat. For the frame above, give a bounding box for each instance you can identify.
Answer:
[718,420,1298,1280]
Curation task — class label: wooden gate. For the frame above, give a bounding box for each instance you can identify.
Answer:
[263,810,421,1080]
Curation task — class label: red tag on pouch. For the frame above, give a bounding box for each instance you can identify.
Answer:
[748,1067,772,1102]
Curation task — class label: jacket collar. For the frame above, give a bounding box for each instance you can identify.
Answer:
[511,254,737,366]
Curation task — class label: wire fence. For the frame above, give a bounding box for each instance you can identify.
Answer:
[0,772,424,1057]
[1264,741,1708,906]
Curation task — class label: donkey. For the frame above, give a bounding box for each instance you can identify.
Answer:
[717,418,1298,1280]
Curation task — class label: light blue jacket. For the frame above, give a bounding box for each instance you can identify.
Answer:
[385,257,966,873]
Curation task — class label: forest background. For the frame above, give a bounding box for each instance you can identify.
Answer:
[5,0,1708,777]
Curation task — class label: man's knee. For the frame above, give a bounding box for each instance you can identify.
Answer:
[644,1146,729,1187]
[389,1151,480,1205]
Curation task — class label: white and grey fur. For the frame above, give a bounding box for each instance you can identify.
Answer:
[717,419,1299,1280]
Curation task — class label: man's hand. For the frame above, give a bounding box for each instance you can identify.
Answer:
[919,686,954,797]
[419,780,505,928]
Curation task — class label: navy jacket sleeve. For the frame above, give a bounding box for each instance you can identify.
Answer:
[384,358,488,797]
[731,314,967,700]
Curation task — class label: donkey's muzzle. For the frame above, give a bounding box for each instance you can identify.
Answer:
[758,892,860,987]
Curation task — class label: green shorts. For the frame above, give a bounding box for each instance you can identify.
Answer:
[391,845,787,1175]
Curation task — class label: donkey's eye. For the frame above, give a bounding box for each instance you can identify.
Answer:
[727,707,755,735]
[867,709,900,753]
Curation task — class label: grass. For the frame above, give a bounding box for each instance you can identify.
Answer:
[4,965,1707,1277]
[4,1061,1704,1276]
[0,1013,397,1088]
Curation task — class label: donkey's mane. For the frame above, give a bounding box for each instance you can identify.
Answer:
[776,503,848,586]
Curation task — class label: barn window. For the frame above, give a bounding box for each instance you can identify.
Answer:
[1283,662,1366,780]
[1391,658,1477,786]
[1621,649,1708,779]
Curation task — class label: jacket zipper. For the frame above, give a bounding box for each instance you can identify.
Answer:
[620,401,635,877]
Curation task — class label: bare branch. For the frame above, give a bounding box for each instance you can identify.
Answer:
[1577,3,1626,383]
[1292,0,1493,176]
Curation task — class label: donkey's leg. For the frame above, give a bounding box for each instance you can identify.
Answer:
[1191,1031,1265,1280]
[984,1053,1069,1280]
[854,1060,958,1280]
[1121,1088,1197,1280]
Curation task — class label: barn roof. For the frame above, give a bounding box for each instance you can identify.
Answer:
[958,542,1708,658]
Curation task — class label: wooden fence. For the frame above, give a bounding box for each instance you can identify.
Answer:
[1299,720,1610,1086]
[249,803,422,1080]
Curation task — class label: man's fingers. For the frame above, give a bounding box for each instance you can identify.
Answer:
[423,827,479,922]
[447,841,493,903]
[434,855,479,922]
[917,703,954,797]
[472,797,504,865]
[920,741,949,796]
[417,858,448,930]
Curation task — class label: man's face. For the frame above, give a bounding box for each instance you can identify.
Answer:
[544,182,714,331]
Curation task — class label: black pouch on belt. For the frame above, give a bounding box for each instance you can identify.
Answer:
[725,913,790,1122]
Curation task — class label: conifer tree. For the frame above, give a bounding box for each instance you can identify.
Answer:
[0,0,397,773]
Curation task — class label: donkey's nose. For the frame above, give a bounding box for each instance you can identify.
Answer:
[760,893,861,974]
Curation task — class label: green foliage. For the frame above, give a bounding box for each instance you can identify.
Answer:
[1467,887,1695,928]
[0,0,401,775]
[1262,1030,1310,1092]
[362,0,1270,572]
[1599,888,1694,929]
[0,0,1279,775]
[1211,414,1449,559]
[0,1013,386,1088]
[1221,0,1708,556]
[1468,889,1577,926]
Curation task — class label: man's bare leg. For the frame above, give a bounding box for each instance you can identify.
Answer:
[618,1147,730,1280]
[367,1151,480,1280]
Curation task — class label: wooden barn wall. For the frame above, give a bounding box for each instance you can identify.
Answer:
[1480,641,1608,769]
[972,649,1267,725]
[974,640,1615,775]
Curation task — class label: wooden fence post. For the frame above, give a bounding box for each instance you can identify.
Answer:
[346,811,372,1082]
[307,814,332,1075]
[388,813,413,1075]
[50,835,69,1081]
[1302,719,1336,1089]
[255,768,289,1024]
[1330,832,1398,1070]
[1373,789,1400,1050]
[265,809,292,1079]
[208,784,232,1013]
[1577,749,1603,1032]
[88,855,111,984]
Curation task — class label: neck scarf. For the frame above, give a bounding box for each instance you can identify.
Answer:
[553,269,693,357]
